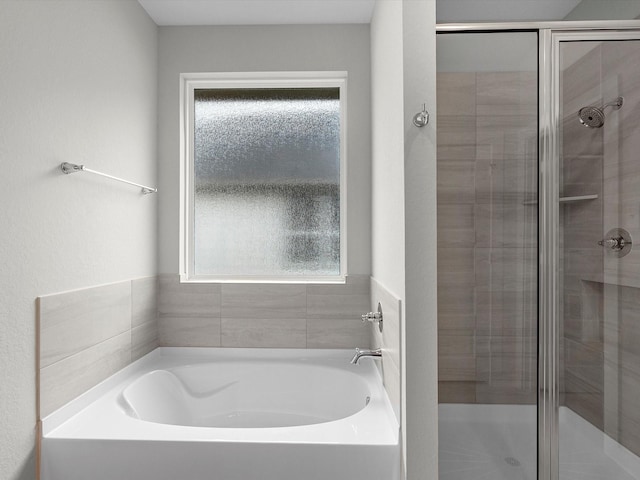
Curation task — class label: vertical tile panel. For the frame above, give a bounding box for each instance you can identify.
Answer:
[131,276,158,327]
[221,318,306,348]
[371,277,401,412]
[221,284,306,319]
[39,281,131,368]
[158,274,221,316]
[306,276,370,312]
[40,331,131,417]
[306,319,369,348]
[131,276,159,359]
[306,275,370,348]
[158,316,221,347]
[437,72,476,116]
[438,381,476,404]
[158,275,221,347]
[131,320,158,361]
[561,40,607,428]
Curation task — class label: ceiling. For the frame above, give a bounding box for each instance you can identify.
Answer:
[436,0,582,23]
[137,0,632,26]
[137,0,376,25]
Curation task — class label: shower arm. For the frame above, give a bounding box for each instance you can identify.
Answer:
[602,97,624,111]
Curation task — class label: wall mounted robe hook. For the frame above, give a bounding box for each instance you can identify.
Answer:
[413,103,430,127]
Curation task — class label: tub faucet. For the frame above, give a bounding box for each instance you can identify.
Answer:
[350,348,382,365]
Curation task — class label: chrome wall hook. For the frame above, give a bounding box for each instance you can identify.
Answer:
[413,103,430,127]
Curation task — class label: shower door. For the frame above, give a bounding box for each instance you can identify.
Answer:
[552,32,640,480]
[436,31,539,480]
[437,26,640,480]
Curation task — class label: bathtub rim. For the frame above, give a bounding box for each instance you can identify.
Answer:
[42,347,399,446]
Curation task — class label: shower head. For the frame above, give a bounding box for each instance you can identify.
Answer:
[578,96,623,128]
[578,106,605,128]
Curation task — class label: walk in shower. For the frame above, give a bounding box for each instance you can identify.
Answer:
[437,24,640,480]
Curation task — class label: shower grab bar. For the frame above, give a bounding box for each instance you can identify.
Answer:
[60,162,157,194]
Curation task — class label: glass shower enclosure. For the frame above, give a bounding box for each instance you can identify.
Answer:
[437,25,640,480]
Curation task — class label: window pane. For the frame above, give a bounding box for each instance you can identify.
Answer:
[194,88,341,276]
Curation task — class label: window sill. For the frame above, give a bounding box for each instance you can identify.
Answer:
[179,274,347,285]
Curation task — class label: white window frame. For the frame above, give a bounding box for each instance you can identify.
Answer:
[179,71,348,284]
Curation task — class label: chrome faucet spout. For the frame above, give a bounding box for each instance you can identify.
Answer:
[350,348,382,365]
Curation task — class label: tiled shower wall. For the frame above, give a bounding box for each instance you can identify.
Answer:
[560,42,606,430]
[561,40,640,457]
[158,274,371,349]
[37,277,158,418]
[437,71,538,404]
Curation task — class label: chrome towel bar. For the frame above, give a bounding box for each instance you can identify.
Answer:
[60,162,157,194]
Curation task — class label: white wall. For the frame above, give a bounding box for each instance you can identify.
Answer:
[402,1,438,478]
[0,1,158,478]
[157,25,371,275]
[371,0,438,478]
[371,1,405,295]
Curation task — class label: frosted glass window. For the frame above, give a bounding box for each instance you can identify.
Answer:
[192,87,342,278]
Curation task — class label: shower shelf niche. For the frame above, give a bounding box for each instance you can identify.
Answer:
[523,194,598,205]
[559,194,599,203]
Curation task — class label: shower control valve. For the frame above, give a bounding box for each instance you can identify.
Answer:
[361,311,382,322]
[598,228,633,258]
[361,303,383,332]
[598,237,625,250]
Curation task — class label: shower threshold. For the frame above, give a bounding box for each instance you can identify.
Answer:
[439,404,640,480]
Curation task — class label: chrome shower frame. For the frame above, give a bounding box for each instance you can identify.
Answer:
[436,20,640,480]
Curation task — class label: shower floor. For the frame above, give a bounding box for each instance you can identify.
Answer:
[439,404,640,480]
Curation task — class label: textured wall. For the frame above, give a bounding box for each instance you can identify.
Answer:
[0,1,158,478]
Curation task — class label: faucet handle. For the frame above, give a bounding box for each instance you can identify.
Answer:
[360,303,383,332]
[361,312,378,322]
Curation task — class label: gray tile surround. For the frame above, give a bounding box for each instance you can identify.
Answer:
[222,284,306,319]
[39,331,131,417]
[37,276,159,418]
[158,274,371,349]
[221,317,307,348]
[39,274,373,418]
[370,277,401,421]
[39,281,131,369]
[158,315,221,347]
[158,275,221,316]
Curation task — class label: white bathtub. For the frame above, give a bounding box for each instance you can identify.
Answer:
[41,348,400,480]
